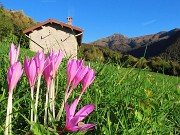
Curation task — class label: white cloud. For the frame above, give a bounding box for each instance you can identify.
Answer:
[142,19,157,26]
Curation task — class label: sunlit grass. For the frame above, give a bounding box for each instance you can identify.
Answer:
[0,42,180,134]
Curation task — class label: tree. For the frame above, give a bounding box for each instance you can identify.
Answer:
[0,7,36,47]
[0,7,14,41]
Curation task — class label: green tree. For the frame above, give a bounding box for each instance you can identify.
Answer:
[0,6,35,47]
[0,6,14,41]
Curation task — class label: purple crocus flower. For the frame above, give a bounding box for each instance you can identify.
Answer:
[64,99,96,132]
[81,68,95,92]
[72,66,89,89]
[9,43,20,66]
[67,65,89,96]
[24,57,37,88]
[67,59,84,87]
[48,50,64,77]
[24,57,37,127]
[35,51,46,77]
[7,62,23,93]
[6,61,23,135]
[43,58,53,87]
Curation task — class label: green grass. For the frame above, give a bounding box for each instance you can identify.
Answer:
[0,42,180,135]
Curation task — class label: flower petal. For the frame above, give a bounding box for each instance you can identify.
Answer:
[69,98,78,119]
[82,69,95,92]
[78,123,96,132]
[24,57,37,87]
[67,59,84,86]
[65,102,70,121]
[73,104,95,125]
[9,43,20,66]
[55,50,64,72]
[29,58,37,86]
[35,51,45,76]
[72,66,89,88]
[8,62,23,93]
[43,58,53,86]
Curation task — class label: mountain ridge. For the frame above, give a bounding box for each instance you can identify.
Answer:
[89,28,180,62]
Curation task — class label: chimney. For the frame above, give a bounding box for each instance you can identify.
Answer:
[67,16,72,25]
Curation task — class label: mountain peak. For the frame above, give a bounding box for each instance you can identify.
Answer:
[89,28,180,54]
[111,33,128,39]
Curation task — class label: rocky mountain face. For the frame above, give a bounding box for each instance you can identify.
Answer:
[89,28,180,52]
[128,29,180,62]
[89,28,180,62]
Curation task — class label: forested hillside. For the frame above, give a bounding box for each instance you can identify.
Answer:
[79,44,180,76]
[0,5,35,47]
[128,30,180,62]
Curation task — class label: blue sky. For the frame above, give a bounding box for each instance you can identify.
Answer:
[1,0,180,43]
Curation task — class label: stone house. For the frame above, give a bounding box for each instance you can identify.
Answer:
[23,17,83,58]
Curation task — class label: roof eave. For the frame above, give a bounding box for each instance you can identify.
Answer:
[23,19,83,35]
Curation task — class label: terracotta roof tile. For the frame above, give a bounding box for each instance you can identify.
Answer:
[23,18,83,34]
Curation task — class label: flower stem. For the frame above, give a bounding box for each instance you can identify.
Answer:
[5,92,12,135]
[5,95,10,135]
[66,87,74,100]
[9,93,12,135]
[55,99,64,122]
[44,84,49,126]
[30,86,34,129]
[34,75,41,122]
[55,85,69,121]
[77,92,83,103]
[52,79,55,118]
[49,80,53,115]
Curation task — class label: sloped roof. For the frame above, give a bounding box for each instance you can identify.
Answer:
[23,19,83,45]
[23,18,83,34]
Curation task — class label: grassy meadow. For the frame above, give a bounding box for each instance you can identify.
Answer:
[0,42,180,135]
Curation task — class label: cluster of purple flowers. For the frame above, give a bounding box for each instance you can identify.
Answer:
[5,43,96,135]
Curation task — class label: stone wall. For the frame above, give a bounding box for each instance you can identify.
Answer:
[29,23,78,58]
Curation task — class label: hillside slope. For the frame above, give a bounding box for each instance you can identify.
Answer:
[89,28,180,62]
[127,30,180,62]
